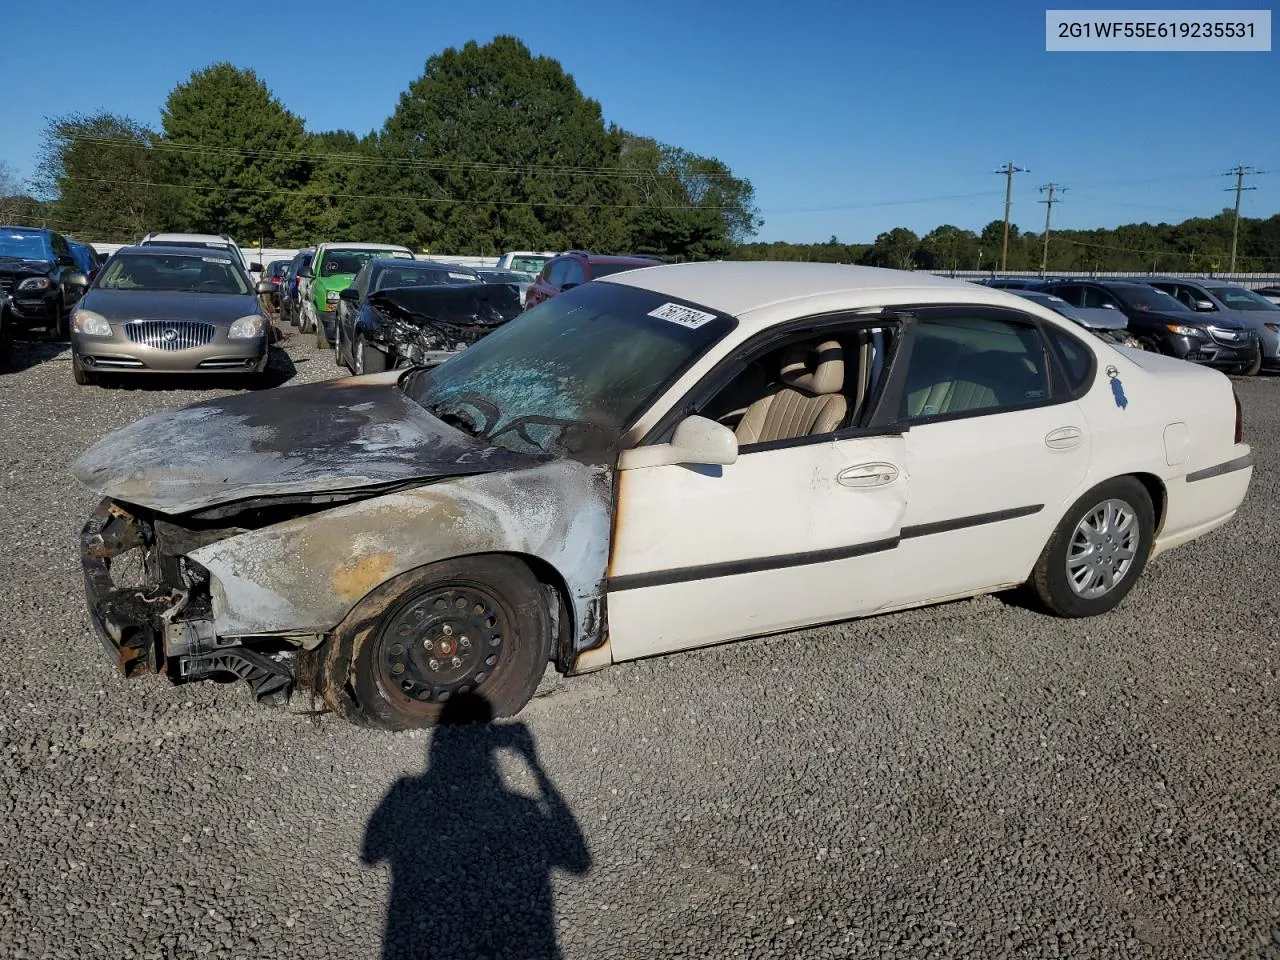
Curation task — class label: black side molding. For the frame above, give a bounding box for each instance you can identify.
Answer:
[1186,452,1254,483]
[608,504,1044,592]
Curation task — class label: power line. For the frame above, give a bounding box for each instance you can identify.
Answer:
[66,135,745,182]
[1038,182,1065,276]
[1223,165,1262,272]
[994,162,1027,271]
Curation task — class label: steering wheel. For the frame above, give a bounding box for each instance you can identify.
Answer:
[196,280,223,292]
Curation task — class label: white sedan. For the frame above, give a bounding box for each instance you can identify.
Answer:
[73,262,1253,728]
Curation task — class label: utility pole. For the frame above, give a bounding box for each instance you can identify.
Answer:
[995,162,1027,272]
[1223,165,1258,273]
[1037,182,1065,277]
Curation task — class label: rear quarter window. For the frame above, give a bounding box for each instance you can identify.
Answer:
[1044,325,1094,394]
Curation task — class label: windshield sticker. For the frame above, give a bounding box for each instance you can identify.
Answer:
[648,302,717,330]
[201,256,230,263]
[448,272,477,281]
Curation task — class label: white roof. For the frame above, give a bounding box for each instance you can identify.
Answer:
[604,261,973,312]
[142,233,239,246]
[318,242,413,251]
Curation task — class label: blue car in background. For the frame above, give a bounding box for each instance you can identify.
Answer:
[279,249,313,327]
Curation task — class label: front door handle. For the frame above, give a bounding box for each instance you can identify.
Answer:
[837,462,900,487]
[1045,426,1083,450]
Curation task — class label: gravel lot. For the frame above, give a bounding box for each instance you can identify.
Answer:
[0,327,1276,960]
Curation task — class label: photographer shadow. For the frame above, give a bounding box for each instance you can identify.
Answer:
[361,693,590,960]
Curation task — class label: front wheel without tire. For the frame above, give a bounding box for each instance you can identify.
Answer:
[1030,477,1154,617]
[343,556,554,729]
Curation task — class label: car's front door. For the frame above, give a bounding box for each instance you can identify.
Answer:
[879,306,1092,607]
[605,321,910,661]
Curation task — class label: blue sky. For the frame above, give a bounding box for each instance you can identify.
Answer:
[1,0,1275,243]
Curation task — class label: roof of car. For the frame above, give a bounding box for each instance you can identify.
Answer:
[601,261,1014,319]
[142,232,238,244]
[318,242,413,251]
[112,244,237,259]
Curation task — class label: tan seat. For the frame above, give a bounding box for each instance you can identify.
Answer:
[735,339,848,445]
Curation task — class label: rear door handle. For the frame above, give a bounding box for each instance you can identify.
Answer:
[837,462,900,487]
[1045,426,1083,450]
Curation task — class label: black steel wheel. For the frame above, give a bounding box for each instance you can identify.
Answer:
[346,556,553,729]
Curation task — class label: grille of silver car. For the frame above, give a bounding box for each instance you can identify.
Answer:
[1207,326,1251,347]
[124,320,216,350]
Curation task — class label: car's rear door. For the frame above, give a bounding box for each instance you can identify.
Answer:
[875,305,1093,608]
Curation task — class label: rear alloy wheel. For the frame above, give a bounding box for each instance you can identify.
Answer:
[1031,477,1154,617]
[345,556,553,729]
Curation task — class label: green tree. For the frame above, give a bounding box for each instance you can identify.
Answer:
[621,134,761,259]
[859,227,919,269]
[34,113,166,240]
[918,224,978,272]
[367,36,633,253]
[160,63,309,239]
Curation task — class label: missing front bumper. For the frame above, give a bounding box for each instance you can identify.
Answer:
[79,498,296,703]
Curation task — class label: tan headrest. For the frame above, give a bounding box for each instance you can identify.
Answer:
[781,339,844,395]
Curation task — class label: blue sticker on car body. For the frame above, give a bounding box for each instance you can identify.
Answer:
[1105,365,1128,409]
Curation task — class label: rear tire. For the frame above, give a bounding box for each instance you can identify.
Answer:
[343,556,553,730]
[1031,477,1154,617]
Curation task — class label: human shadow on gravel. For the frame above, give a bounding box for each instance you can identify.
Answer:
[361,693,590,960]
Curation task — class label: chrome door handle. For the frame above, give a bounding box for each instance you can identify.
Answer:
[1045,426,1083,450]
[837,462,900,487]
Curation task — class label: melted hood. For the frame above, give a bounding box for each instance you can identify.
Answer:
[71,376,535,515]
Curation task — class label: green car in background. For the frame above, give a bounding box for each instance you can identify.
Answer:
[299,242,414,347]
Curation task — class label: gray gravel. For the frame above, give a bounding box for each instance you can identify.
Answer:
[0,328,1276,960]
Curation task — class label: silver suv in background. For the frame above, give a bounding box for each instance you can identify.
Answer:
[138,233,262,276]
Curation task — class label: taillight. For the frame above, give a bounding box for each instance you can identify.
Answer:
[1234,390,1243,443]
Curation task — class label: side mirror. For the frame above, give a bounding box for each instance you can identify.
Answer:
[339,287,361,302]
[617,415,738,471]
[1193,299,1215,312]
[66,271,89,288]
[249,262,264,273]
[254,280,276,295]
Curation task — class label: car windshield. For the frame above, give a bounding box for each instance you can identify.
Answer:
[1209,285,1280,311]
[323,249,409,276]
[374,265,480,290]
[1113,285,1190,312]
[507,255,549,273]
[96,253,251,295]
[404,282,736,458]
[0,231,51,260]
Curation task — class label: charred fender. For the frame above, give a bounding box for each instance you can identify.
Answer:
[186,460,613,662]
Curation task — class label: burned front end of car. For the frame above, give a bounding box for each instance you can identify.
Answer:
[80,498,299,704]
[362,283,523,369]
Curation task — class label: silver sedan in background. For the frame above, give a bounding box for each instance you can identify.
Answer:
[69,246,274,386]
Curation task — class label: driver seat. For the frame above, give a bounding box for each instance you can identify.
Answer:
[735,339,848,445]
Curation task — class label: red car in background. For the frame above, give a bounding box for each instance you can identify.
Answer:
[522,251,662,309]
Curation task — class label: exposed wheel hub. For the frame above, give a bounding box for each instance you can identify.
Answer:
[379,587,505,703]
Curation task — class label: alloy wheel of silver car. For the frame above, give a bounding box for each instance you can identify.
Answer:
[1065,498,1140,599]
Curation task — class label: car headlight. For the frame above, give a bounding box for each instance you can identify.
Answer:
[17,277,52,292]
[72,309,112,337]
[1166,323,1207,338]
[227,315,265,339]
[326,289,341,303]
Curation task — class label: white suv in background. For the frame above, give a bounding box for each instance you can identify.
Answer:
[138,233,261,274]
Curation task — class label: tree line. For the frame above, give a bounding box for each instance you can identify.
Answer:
[3,34,1277,271]
[21,37,762,259]
[737,214,1280,274]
